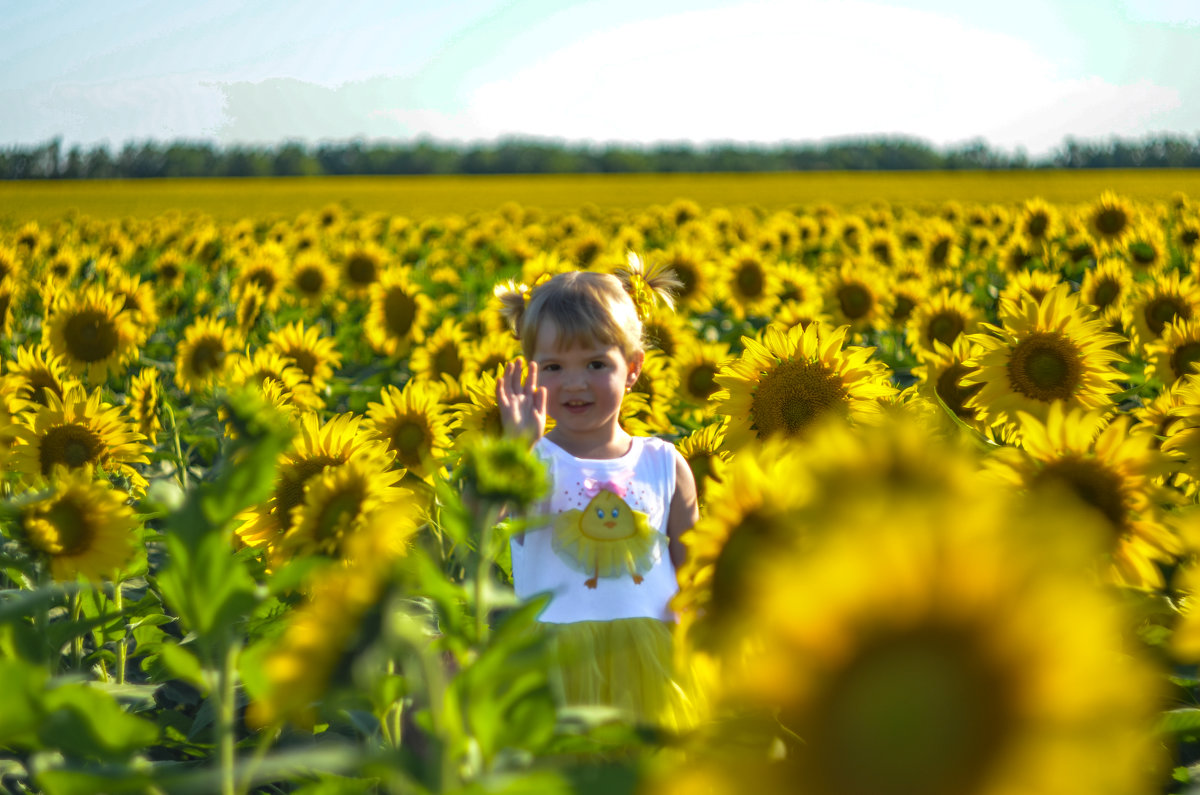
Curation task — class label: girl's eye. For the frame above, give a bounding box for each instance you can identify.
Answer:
[542,363,559,371]
[588,361,607,369]
[611,508,619,518]
[596,508,605,519]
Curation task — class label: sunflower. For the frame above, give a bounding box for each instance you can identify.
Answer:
[106,270,160,346]
[467,333,521,379]
[224,348,324,413]
[408,317,474,384]
[235,412,398,554]
[723,493,1164,795]
[451,370,508,449]
[774,263,823,313]
[923,219,963,275]
[1145,318,1200,389]
[661,243,717,312]
[232,244,288,312]
[995,234,1042,276]
[18,469,138,582]
[675,421,731,505]
[985,404,1180,589]
[822,261,887,335]
[862,227,901,268]
[996,268,1063,312]
[642,306,693,359]
[905,287,982,355]
[672,339,734,414]
[712,322,896,450]
[1126,269,1200,347]
[1084,191,1138,252]
[276,457,409,563]
[232,281,266,334]
[174,316,239,394]
[365,381,453,481]
[1014,197,1061,245]
[720,247,781,321]
[285,250,338,307]
[364,266,433,358]
[265,321,343,392]
[124,367,162,448]
[1078,257,1134,325]
[962,284,1126,428]
[629,350,678,432]
[335,242,388,297]
[246,501,419,729]
[673,437,813,653]
[6,344,76,411]
[10,384,150,494]
[1122,222,1168,276]
[152,249,187,293]
[885,277,925,330]
[42,284,140,387]
[0,244,24,284]
[1176,215,1200,265]
[910,337,989,432]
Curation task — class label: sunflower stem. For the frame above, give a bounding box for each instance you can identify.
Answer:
[70,590,83,672]
[113,578,127,685]
[165,402,189,491]
[217,635,241,795]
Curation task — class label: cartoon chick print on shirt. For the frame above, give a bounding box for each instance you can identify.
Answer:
[552,478,657,589]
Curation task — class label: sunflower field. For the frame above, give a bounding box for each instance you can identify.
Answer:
[3,186,1200,794]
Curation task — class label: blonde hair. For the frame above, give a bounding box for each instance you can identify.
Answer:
[495,257,679,359]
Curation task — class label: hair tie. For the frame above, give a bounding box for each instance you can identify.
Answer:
[615,251,681,321]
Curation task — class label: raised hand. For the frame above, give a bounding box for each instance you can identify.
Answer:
[496,358,547,443]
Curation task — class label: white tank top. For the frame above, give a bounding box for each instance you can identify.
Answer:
[511,435,679,624]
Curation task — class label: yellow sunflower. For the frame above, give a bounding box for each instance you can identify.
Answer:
[106,270,160,346]
[5,344,76,411]
[223,348,324,413]
[232,281,266,334]
[152,249,187,293]
[922,219,963,275]
[962,284,1126,428]
[985,404,1180,589]
[720,247,781,321]
[1123,221,1169,276]
[10,384,150,494]
[124,367,162,447]
[774,263,823,316]
[174,316,239,394]
[365,380,453,482]
[231,243,288,312]
[661,243,717,312]
[467,333,521,379]
[1176,215,1200,266]
[629,350,678,433]
[287,250,339,307]
[823,261,887,333]
[642,306,694,358]
[235,412,398,554]
[364,266,432,358]
[337,242,389,297]
[905,287,982,356]
[723,493,1165,795]
[265,321,343,392]
[1014,196,1062,245]
[408,317,474,383]
[19,469,138,582]
[1078,257,1134,325]
[42,284,140,387]
[1084,191,1138,252]
[450,370,508,449]
[672,339,734,413]
[675,421,731,505]
[911,337,989,434]
[712,322,896,451]
[996,269,1064,314]
[1127,269,1200,347]
[1146,318,1200,389]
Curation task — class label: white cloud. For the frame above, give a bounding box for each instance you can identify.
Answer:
[459,0,1184,155]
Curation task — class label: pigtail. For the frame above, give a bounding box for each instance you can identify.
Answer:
[615,251,682,320]
[492,279,531,337]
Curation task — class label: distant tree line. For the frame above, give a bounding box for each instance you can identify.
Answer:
[2,133,1199,180]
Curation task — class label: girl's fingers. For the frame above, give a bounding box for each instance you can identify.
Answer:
[525,360,539,395]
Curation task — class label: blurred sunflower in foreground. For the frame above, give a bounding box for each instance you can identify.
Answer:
[673,452,1165,795]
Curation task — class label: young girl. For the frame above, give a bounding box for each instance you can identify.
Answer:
[494,267,701,729]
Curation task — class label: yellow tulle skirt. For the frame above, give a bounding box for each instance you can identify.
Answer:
[546,617,707,731]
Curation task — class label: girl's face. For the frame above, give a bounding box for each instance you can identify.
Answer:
[532,322,643,446]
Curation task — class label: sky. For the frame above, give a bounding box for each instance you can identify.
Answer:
[1,0,1198,157]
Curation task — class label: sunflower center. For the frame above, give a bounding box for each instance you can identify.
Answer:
[433,345,463,380]
[752,359,848,438]
[1092,278,1120,309]
[346,253,378,286]
[1129,242,1156,266]
[35,498,93,556]
[1171,341,1200,380]
[39,424,104,474]
[735,262,765,299]
[248,269,276,293]
[929,238,951,267]
[1033,457,1127,532]
[283,349,318,379]
[687,363,720,401]
[1145,297,1191,337]
[276,456,342,530]
[710,510,787,625]
[63,310,120,363]
[296,267,325,294]
[1095,207,1128,237]
[390,420,429,469]
[22,372,62,408]
[312,484,367,546]
[1027,212,1049,239]
[935,363,982,420]
[927,312,965,347]
[799,629,1010,795]
[837,284,873,320]
[870,242,892,265]
[1006,332,1082,401]
[673,263,697,298]
[384,289,417,337]
[189,337,226,378]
